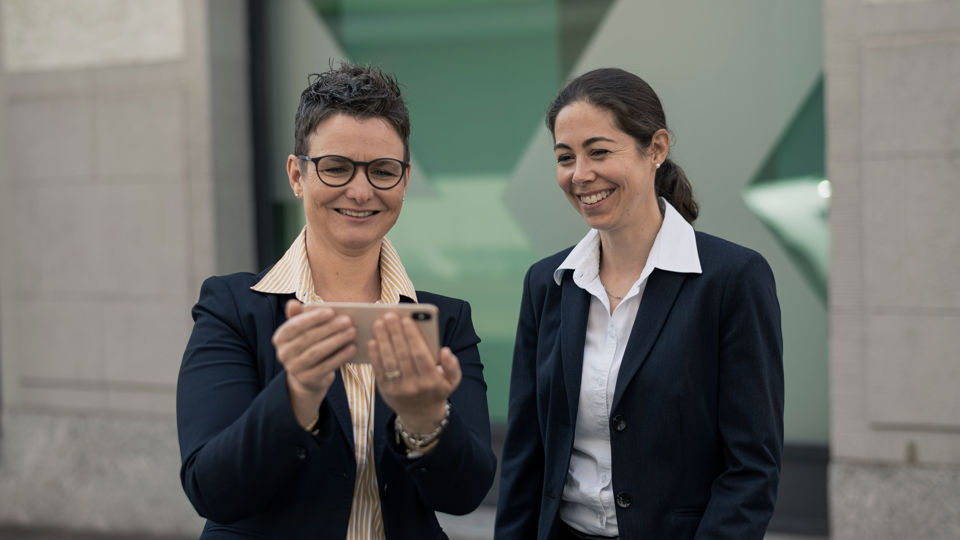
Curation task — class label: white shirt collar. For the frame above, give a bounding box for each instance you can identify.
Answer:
[553,198,702,286]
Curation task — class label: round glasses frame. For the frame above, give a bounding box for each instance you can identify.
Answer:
[297,154,409,190]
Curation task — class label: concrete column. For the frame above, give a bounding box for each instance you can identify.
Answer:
[826,0,960,538]
[0,0,253,535]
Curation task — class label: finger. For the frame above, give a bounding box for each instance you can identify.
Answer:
[401,317,436,377]
[285,299,304,319]
[272,306,336,349]
[296,342,356,391]
[278,321,355,378]
[383,313,419,378]
[367,338,383,374]
[290,323,357,370]
[438,347,462,389]
[372,317,401,382]
[274,311,346,360]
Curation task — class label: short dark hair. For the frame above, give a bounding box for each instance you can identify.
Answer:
[546,68,699,223]
[294,62,410,161]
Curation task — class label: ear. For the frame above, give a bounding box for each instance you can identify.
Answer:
[649,129,671,165]
[401,163,412,196]
[287,154,304,198]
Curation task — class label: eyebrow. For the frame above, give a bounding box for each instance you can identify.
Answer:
[554,136,617,151]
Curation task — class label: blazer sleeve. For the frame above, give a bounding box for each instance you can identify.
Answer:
[384,298,497,515]
[494,267,546,539]
[176,276,331,524]
[696,252,784,539]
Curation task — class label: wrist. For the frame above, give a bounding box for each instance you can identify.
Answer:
[396,401,447,434]
[395,401,450,457]
[286,373,325,429]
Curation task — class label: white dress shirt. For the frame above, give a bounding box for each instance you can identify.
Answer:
[552,199,702,536]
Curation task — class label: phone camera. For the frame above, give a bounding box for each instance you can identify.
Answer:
[412,312,432,321]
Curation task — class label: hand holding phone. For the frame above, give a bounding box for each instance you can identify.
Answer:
[304,302,439,364]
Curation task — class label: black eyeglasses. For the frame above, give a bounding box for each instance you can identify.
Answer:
[297,154,409,190]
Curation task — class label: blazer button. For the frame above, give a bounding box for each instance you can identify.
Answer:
[615,492,632,508]
[611,415,626,432]
[295,446,307,460]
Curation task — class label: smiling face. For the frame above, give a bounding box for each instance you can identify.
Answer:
[553,101,667,236]
[287,113,408,256]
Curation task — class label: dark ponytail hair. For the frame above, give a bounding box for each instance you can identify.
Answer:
[546,68,699,223]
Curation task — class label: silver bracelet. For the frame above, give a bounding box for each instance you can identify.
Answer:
[395,401,450,451]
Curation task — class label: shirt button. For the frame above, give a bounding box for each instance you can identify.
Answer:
[616,492,633,508]
[612,415,626,432]
[294,446,307,460]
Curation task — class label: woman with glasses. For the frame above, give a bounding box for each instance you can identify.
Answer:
[177,63,496,539]
[495,68,784,539]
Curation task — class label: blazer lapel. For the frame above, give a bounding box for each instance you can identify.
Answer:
[325,371,356,453]
[611,270,686,412]
[560,272,591,426]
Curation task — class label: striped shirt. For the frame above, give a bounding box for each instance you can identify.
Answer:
[252,226,417,540]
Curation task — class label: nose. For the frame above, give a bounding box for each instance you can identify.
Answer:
[344,165,374,203]
[571,160,595,185]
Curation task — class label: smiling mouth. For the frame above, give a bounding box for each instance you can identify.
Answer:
[336,208,377,218]
[578,190,613,205]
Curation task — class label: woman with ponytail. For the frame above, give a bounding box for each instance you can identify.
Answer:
[496,68,783,540]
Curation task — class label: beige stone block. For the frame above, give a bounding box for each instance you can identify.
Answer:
[824,71,861,161]
[861,2,960,36]
[103,301,191,386]
[16,385,109,412]
[828,160,864,309]
[831,462,960,540]
[862,157,960,309]
[862,37,960,156]
[7,96,95,181]
[28,183,190,297]
[866,313,960,429]
[106,388,177,416]
[95,89,185,178]
[94,61,185,93]
[12,185,43,296]
[0,411,204,534]
[824,36,861,76]
[6,68,94,98]
[0,0,185,72]
[15,299,105,382]
[99,184,191,296]
[29,184,112,294]
[830,310,866,451]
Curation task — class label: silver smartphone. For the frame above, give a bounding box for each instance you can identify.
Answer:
[304,302,440,364]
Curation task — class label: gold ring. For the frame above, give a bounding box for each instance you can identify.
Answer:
[384,370,401,380]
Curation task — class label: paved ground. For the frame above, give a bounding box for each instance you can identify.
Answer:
[0,506,827,540]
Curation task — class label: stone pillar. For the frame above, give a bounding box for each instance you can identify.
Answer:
[0,0,253,535]
[825,0,960,538]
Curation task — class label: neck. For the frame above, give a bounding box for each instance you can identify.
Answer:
[305,231,382,303]
[598,198,663,286]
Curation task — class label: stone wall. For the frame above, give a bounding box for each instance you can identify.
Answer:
[825,0,960,538]
[0,0,253,534]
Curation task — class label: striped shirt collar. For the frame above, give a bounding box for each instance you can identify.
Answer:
[251,226,417,304]
[553,198,702,285]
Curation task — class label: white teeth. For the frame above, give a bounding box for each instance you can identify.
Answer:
[579,190,612,205]
[338,209,374,218]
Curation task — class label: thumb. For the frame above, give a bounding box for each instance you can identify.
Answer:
[438,347,461,389]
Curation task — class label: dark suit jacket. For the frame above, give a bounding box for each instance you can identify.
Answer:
[177,271,496,539]
[495,232,784,540]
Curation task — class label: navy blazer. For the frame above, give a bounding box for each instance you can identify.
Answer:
[495,232,784,540]
[177,271,496,539]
